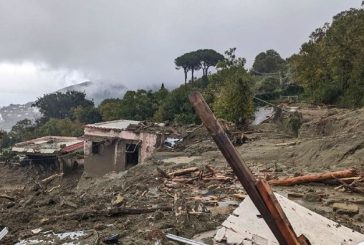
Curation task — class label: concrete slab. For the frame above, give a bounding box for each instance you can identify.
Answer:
[215,193,364,245]
[85,119,140,131]
[12,136,83,155]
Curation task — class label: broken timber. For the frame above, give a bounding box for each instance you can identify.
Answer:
[189,91,309,245]
[269,169,358,186]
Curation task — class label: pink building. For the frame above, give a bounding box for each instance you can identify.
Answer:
[84,120,166,177]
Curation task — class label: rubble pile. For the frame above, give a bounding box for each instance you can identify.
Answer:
[0,104,364,244]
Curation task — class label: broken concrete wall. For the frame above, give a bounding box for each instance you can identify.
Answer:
[84,140,116,177]
[84,128,162,177]
[84,128,160,162]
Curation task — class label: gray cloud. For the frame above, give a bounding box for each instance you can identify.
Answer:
[0,0,361,105]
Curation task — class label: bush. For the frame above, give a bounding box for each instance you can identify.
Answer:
[257,77,280,93]
[213,68,254,125]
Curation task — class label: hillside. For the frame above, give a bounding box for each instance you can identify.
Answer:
[57,81,127,105]
[0,103,41,131]
[0,81,127,131]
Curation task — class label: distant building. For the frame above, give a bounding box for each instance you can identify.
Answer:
[83,120,167,177]
[12,136,84,172]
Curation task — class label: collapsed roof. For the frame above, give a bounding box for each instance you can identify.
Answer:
[12,136,84,155]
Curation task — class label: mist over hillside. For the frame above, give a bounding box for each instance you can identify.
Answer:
[0,81,127,131]
[58,81,127,105]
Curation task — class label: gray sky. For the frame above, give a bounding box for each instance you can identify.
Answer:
[0,0,361,106]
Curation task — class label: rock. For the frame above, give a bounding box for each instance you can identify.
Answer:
[94,223,107,231]
[287,192,304,199]
[350,197,364,205]
[31,228,42,234]
[103,234,120,244]
[333,203,359,216]
[354,213,364,222]
[40,218,49,225]
[6,202,15,208]
[112,194,124,206]
[153,210,164,220]
[303,193,322,202]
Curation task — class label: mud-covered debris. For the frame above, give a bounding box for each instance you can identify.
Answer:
[333,203,359,216]
[103,234,120,244]
[60,199,78,209]
[111,194,124,206]
[303,193,322,202]
[31,228,42,234]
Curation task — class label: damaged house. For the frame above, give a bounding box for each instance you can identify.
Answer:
[84,120,167,177]
[12,136,84,173]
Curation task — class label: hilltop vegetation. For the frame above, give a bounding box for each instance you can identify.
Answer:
[291,8,364,107]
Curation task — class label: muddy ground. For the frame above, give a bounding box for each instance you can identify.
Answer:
[0,104,363,244]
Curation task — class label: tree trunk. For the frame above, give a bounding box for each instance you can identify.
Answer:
[205,67,209,77]
[191,69,194,82]
[269,169,358,186]
[184,68,188,86]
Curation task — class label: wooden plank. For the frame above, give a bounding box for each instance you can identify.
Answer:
[256,180,305,244]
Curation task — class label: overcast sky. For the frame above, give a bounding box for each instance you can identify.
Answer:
[0,0,361,106]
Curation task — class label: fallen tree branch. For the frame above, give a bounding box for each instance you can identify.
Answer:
[41,173,64,184]
[156,167,171,179]
[275,141,299,147]
[269,169,358,186]
[47,185,61,193]
[334,176,363,193]
[172,177,199,184]
[323,176,362,185]
[0,194,15,201]
[350,177,364,187]
[44,206,173,223]
[202,176,232,181]
[170,167,199,177]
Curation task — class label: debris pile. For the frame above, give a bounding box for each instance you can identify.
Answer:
[0,103,364,244]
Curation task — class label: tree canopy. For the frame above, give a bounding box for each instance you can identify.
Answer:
[175,49,224,83]
[33,91,94,119]
[252,49,286,74]
[213,49,254,125]
[291,8,364,107]
[196,49,224,77]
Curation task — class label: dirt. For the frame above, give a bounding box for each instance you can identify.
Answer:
[1,104,364,244]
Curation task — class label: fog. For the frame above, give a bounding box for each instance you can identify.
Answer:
[0,0,361,106]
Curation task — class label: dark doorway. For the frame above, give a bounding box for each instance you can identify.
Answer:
[92,142,101,154]
[126,143,139,169]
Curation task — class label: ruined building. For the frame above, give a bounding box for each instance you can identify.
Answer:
[83,120,167,177]
[12,136,84,172]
